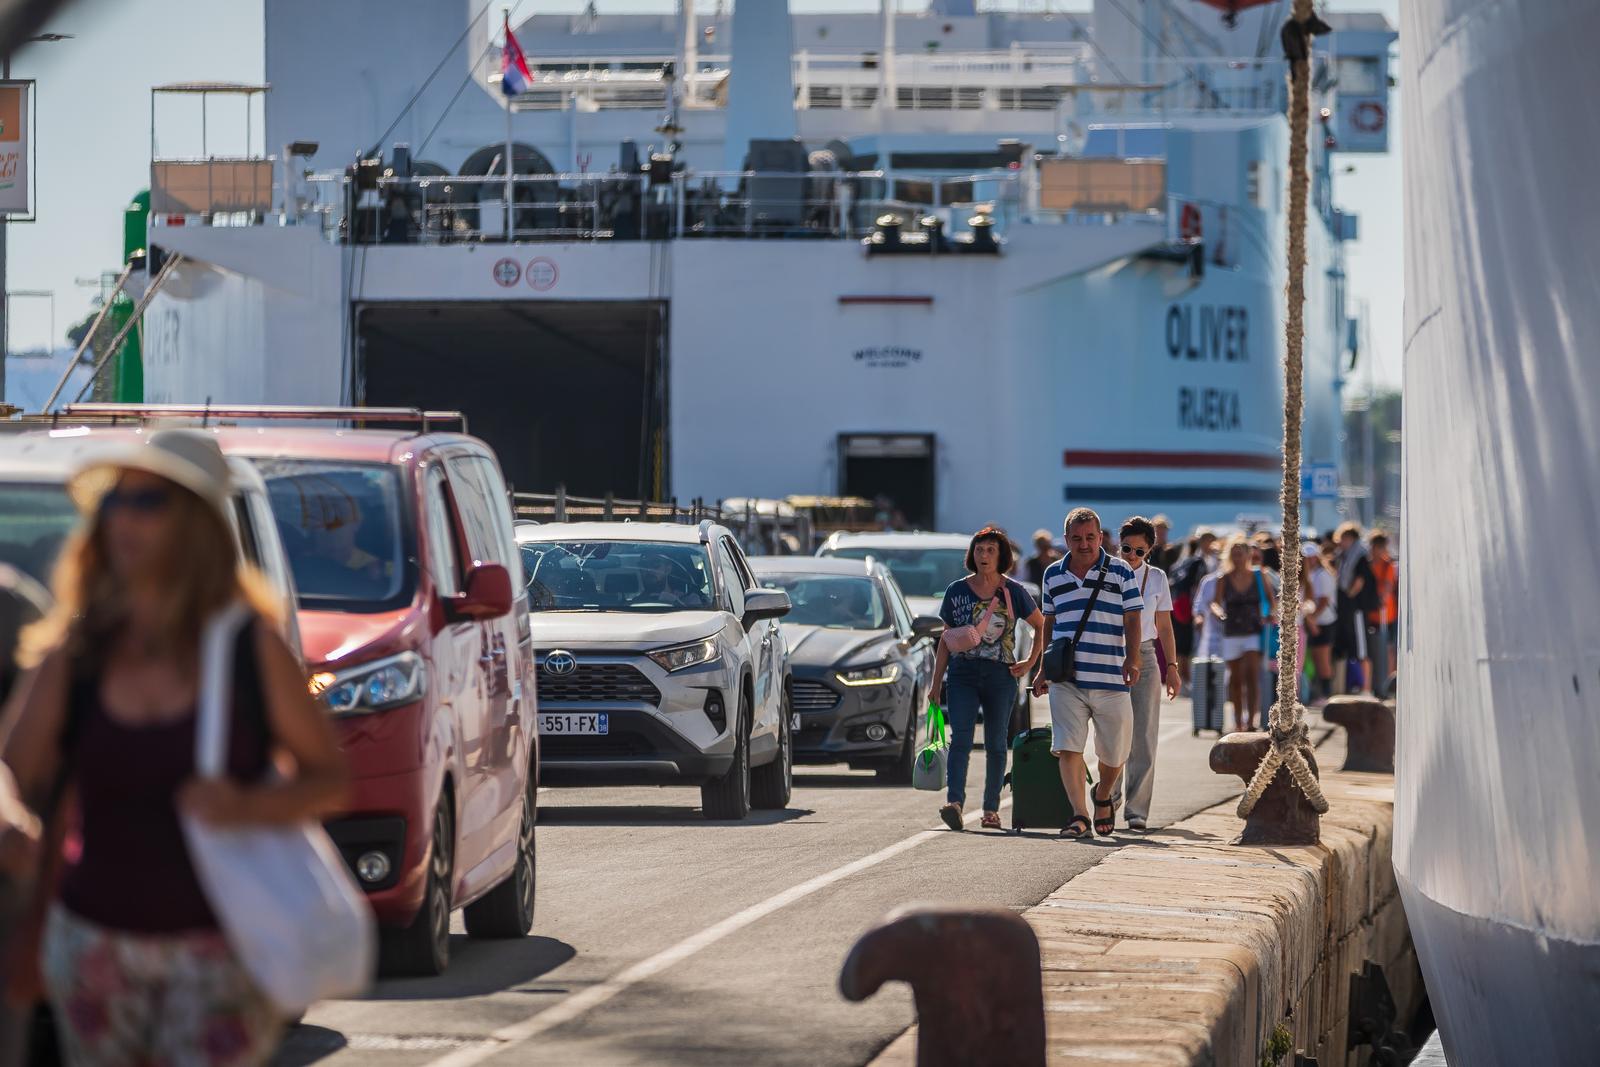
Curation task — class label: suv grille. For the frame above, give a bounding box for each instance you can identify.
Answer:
[541,731,653,759]
[792,681,841,712]
[538,662,661,707]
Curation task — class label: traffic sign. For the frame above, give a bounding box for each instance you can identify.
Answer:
[1302,463,1339,500]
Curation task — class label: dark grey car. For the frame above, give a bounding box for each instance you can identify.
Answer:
[749,556,942,782]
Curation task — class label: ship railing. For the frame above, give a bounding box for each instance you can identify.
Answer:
[491,48,1282,114]
[288,168,1053,245]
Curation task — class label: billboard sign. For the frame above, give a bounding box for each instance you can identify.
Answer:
[0,81,31,216]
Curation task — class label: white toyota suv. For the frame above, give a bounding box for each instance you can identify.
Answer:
[515,521,793,819]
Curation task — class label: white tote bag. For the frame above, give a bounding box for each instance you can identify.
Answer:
[180,603,376,1015]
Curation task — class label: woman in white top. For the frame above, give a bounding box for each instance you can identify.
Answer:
[1109,517,1180,831]
[1302,541,1338,702]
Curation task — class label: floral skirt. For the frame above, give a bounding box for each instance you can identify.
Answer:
[41,906,282,1067]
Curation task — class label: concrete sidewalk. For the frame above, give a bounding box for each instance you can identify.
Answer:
[869,723,1414,1066]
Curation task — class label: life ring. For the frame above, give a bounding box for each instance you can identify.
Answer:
[1353,100,1386,134]
[1179,202,1203,241]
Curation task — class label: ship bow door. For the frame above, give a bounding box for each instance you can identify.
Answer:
[838,433,935,530]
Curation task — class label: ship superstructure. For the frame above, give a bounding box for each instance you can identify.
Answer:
[135,0,1392,536]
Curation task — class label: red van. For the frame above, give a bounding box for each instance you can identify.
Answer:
[213,423,538,977]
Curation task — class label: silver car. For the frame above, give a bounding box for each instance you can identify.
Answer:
[515,521,792,820]
[749,556,941,781]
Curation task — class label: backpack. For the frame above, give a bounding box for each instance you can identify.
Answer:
[1169,556,1205,625]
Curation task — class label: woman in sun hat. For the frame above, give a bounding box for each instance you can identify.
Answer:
[0,429,348,1066]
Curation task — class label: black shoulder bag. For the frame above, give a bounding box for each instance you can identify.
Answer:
[1039,554,1112,685]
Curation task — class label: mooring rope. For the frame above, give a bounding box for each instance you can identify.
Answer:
[1237,0,1331,819]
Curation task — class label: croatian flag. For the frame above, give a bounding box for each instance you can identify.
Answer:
[501,17,533,97]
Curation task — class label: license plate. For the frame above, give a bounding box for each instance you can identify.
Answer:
[539,712,609,735]
[790,713,802,731]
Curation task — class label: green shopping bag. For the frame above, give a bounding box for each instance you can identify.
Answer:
[912,701,948,791]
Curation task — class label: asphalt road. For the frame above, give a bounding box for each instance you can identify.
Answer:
[276,695,1242,1067]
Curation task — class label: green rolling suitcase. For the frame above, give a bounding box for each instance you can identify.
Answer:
[1007,727,1087,832]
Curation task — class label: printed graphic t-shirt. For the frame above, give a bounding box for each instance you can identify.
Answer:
[939,577,1038,664]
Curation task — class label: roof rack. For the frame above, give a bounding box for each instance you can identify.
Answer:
[57,404,468,433]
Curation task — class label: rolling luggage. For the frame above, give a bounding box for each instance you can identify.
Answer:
[1007,727,1081,832]
[1191,657,1226,735]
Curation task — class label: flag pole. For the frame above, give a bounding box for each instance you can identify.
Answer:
[504,8,514,242]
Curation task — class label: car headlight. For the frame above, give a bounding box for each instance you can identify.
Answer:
[648,638,721,673]
[309,652,427,715]
[836,662,901,687]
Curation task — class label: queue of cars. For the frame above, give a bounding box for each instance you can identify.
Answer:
[0,408,993,981]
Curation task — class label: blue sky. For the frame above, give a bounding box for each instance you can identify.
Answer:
[5,0,1401,389]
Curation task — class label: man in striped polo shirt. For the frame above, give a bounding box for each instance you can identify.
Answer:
[1030,508,1143,838]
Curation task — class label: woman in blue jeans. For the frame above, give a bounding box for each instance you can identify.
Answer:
[930,527,1046,832]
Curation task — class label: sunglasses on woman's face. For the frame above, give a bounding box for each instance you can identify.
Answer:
[1119,544,1148,557]
[102,487,173,514]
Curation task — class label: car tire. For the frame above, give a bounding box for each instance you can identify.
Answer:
[751,682,793,810]
[464,777,536,939]
[701,697,752,820]
[877,696,919,785]
[380,796,454,978]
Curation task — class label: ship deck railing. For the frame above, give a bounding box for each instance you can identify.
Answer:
[485,50,1287,115]
[153,161,1177,245]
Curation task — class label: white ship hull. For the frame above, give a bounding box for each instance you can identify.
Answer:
[1399,1,1600,1061]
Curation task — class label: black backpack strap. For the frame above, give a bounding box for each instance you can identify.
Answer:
[1070,553,1112,647]
[229,615,275,774]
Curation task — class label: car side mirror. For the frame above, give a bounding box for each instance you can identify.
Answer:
[911,615,945,640]
[741,588,791,629]
[447,562,513,621]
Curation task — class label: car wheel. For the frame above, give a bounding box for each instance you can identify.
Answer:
[464,776,537,939]
[752,682,793,809]
[877,696,919,785]
[702,696,752,820]
[380,795,454,977]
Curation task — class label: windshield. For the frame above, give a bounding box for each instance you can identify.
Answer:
[0,483,79,586]
[821,546,966,598]
[519,540,715,613]
[758,574,886,630]
[255,459,413,612]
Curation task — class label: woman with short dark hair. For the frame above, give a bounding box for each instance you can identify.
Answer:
[930,526,1046,832]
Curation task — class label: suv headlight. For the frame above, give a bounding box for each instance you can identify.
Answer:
[648,638,721,673]
[310,652,427,715]
[836,662,901,687]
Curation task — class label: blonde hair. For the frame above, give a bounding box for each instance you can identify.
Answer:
[1220,533,1253,578]
[19,479,283,671]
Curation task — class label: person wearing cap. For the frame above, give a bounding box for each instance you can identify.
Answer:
[0,430,349,1066]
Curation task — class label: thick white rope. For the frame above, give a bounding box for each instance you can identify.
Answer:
[1238,0,1330,819]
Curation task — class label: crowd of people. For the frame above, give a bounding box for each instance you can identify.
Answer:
[935,511,1398,839]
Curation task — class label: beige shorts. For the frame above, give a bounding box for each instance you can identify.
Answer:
[1048,681,1135,766]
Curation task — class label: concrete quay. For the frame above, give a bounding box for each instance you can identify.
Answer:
[869,721,1419,1067]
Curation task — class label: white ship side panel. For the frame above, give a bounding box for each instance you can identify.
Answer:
[1400,1,1600,1062]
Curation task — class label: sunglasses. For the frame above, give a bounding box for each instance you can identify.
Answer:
[102,487,174,514]
[1119,544,1148,557]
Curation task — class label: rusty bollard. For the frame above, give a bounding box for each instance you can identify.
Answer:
[1209,732,1321,846]
[840,906,1045,1067]
[1321,695,1395,773]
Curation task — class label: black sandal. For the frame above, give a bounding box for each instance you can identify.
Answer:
[1092,793,1118,837]
[1060,815,1091,839]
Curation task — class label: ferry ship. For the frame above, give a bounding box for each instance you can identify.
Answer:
[130,0,1393,538]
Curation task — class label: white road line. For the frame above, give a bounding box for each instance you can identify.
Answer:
[422,799,1011,1067]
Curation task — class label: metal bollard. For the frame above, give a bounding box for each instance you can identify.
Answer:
[1209,732,1322,846]
[1320,695,1395,773]
[840,906,1045,1067]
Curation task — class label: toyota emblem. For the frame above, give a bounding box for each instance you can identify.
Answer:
[544,650,577,677]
